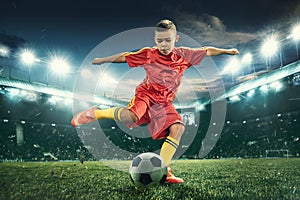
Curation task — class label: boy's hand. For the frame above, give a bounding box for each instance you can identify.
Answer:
[227,48,239,55]
[92,58,103,65]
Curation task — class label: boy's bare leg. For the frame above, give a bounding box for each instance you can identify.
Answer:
[169,123,184,142]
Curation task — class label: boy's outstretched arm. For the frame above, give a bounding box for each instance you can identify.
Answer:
[206,46,239,56]
[92,52,127,65]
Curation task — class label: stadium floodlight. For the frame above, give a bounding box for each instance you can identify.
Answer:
[290,24,300,58]
[20,49,37,65]
[222,57,241,74]
[292,73,300,86]
[242,53,252,64]
[261,35,279,57]
[0,46,9,57]
[229,95,241,102]
[7,87,20,96]
[291,24,300,42]
[20,90,38,102]
[48,95,64,105]
[196,103,205,111]
[259,85,268,93]
[269,81,283,92]
[49,57,70,74]
[247,89,255,97]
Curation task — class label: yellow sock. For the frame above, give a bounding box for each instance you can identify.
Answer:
[94,107,123,121]
[160,136,179,166]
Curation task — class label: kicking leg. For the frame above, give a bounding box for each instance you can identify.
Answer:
[71,106,137,127]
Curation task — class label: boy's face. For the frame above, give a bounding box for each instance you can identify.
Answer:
[154,29,179,55]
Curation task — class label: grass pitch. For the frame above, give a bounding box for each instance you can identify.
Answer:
[0,158,299,200]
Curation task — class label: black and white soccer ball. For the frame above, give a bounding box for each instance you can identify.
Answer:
[129,152,167,188]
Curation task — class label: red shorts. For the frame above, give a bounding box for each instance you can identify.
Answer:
[126,95,183,139]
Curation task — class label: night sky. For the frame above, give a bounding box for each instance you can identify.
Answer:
[1,0,299,55]
[0,0,300,100]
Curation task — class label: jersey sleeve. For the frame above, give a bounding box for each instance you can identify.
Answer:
[179,47,207,66]
[124,47,151,68]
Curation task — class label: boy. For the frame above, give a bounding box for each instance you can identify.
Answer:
[71,19,239,183]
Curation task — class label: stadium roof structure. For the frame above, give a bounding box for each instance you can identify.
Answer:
[0,60,299,109]
[0,76,127,108]
[175,60,300,109]
[211,60,300,103]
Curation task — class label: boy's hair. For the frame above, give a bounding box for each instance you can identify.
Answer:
[155,19,177,33]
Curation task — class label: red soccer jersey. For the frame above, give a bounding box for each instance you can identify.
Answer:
[125,47,207,104]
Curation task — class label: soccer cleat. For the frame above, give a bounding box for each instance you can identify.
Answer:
[71,107,98,127]
[165,167,184,184]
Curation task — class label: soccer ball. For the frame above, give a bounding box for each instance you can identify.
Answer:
[129,152,167,188]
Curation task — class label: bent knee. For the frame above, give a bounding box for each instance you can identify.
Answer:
[120,109,138,123]
[169,123,185,141]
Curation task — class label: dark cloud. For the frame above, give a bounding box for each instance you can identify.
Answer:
[175,12,257,46]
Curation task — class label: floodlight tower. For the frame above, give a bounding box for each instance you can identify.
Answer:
[49,56,71,88]
[291,24,300,59]
[20,49,40,82]
[49,57,70,74]
[222,57,241,84]
[261,35,279,69]
[0,46,9,57]
[242,53,253,76]
[0,45,10,78]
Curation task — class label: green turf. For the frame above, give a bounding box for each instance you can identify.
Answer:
[0,159,299,199]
